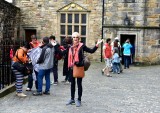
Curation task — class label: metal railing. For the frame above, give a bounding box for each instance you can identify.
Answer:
[0,39,24,90]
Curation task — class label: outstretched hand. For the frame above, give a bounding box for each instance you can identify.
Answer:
[96,39,103,45]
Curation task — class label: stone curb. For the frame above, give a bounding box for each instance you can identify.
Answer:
[0,77,28,98]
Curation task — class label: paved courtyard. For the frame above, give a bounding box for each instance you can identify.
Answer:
[0,61,160,113]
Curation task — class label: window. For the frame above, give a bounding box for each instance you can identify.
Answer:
[124,0,135,3]
[60,13,87,44]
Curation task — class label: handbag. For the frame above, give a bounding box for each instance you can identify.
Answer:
[73,65,85,78]
[83,56,90,71]
[12,61,25,72]
[12,49,33,75]
[25,62,33,74]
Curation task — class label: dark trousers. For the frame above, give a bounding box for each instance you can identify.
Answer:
[65,73,70,82]
[69,68,82,101]
[27,70,38,89]
[123,55,131,68]
[53,64,58,82]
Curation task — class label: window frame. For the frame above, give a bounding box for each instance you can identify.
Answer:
[59,12,88,44]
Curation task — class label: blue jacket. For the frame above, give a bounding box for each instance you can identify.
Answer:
[122,43,132,56]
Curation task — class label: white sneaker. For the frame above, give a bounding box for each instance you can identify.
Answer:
[26,88,31,91]
[16,93,27,97]
[64,81,70,85]
[53,82,58,85]
[50,81,54,85]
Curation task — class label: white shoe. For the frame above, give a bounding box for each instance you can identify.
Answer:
[16,93,27,97]
[50,81,54,85]
[26,88,31,91]
[64,81,70,85]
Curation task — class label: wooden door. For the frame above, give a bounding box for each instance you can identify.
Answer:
[25,29,36,43]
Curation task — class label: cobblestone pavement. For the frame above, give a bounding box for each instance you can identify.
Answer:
[0,61,160,113]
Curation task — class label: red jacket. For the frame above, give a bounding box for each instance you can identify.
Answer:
[104,43,112,58]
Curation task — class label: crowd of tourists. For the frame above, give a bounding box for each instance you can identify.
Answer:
[102,37,133,77]
[11,32,103,107]
[11,32,133,107]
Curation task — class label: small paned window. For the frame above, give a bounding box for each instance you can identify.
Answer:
[81,26,86,35]
[61,25,65,35]
[75,14,79,23]
[61,14,66,23]
[68,14,72,23]
[74,26,79,32]
[81,37,86,44]
[81,14,86,24]
[68,25,72,35]
[124,0,135,3]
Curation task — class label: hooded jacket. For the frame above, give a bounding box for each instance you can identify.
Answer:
[38,43,55,70]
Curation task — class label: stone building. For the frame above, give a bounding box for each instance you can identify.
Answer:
[12,0,160,64]
[103,0,160,64]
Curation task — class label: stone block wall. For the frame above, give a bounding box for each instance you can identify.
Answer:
[141,29,160,64]
[104,0,160,27]
[105,0,145,26]
[14,0,102,60]
[14,0,160,62]
[147,0,160,26]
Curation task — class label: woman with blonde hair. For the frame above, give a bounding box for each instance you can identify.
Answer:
[66,32,102,107]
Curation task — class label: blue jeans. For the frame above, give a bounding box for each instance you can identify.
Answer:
[123,55,131,68]
[112,62,120,73]
[37,69,51,92]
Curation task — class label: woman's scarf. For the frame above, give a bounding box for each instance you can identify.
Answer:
[68,43,83,68]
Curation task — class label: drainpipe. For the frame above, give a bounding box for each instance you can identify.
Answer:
[101,0,105,62]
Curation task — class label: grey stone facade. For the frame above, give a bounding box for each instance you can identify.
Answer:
[13,0,160,63]
[103,0,160,64]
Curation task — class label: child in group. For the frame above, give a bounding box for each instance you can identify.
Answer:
[112,48,120,74]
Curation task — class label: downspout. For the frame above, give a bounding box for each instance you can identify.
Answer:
[101,0,105,62]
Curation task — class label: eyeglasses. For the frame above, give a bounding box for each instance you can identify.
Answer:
[73,37,79,38]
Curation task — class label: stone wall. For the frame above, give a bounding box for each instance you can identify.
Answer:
[147,0,160,26]
[141,29,160,64]
[105,0,145,26]
[14,0,160,62]
[103,0,160,64]
[14,0,102,60]
[104,0,160,27]
[0,1,20,40]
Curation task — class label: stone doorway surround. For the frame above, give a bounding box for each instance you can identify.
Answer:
[118,30,140,62]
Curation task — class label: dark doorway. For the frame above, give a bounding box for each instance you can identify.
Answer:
[120,34,136,64]
[25,29,37,43]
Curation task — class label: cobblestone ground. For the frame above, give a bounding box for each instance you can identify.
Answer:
[0,61,160,113]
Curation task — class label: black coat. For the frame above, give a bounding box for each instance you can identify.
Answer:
[73,44,98,67]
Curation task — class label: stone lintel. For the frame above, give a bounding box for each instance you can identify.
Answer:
[103,25,160,29]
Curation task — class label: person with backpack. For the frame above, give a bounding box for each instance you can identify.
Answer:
[33,37,55,96]
[66,32,102,107]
